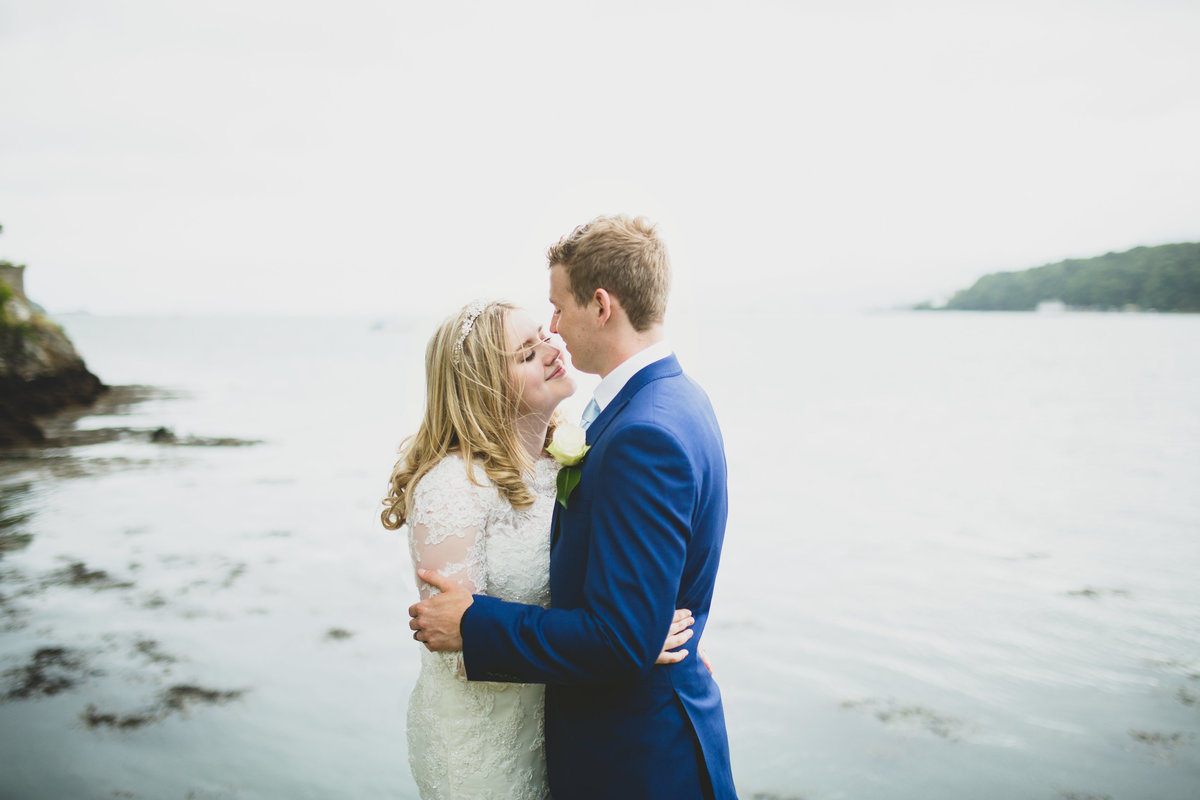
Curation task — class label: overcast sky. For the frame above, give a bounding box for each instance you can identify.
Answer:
[1,0,1197,316]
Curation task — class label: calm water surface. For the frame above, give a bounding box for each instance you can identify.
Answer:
[0,311,1197,799]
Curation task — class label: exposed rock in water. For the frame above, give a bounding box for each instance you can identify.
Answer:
[0,263,106,446]
[146,426,260,447]
[46,560,135,591]
[2,646,91,701]
[82,684,246,729]
[150,426,176,443]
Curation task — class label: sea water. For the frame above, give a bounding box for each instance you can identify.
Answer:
[0,311,1197,799]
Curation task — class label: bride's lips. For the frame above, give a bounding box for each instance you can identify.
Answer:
[547,363,566,380]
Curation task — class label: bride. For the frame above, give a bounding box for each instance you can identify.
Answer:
[381,300,696,799]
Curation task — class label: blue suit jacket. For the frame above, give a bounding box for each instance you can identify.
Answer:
[461,355,737,799]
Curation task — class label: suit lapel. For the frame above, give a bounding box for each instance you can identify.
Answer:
[550,502,562,548]
[584,354,682,445]
[552,354,682,551]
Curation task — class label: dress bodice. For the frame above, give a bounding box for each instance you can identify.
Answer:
[404,453,558,800]
[408,453,556,606]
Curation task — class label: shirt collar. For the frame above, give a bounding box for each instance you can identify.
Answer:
[592,340,673,413]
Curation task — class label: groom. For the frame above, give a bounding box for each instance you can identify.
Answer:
[410,215,737,799]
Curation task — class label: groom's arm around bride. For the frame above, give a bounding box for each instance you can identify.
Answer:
[411,215,737,800]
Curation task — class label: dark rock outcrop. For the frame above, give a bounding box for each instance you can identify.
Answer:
[0,263,106,446]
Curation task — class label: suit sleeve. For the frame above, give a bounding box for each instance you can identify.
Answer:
[461,421,695,684]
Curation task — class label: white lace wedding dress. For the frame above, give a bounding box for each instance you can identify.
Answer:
[405,453,557,800]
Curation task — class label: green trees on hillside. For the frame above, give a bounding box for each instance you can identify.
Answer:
[937,243,1200,311]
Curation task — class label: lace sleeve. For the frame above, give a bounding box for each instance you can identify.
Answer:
[408,457,494,600]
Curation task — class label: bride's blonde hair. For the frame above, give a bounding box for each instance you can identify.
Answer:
[381,301,558,530]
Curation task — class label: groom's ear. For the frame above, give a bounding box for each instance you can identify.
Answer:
[593,288,614,326]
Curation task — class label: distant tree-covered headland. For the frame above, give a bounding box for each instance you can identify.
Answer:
[918,242,1200,312]
[1,222,106,445]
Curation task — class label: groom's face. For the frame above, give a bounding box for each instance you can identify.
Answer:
[548,264,598,375]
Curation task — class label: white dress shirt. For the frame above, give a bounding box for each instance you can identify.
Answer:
[590,340,674,415]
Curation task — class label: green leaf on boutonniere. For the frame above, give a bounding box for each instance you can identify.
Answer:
[556,465,582,509]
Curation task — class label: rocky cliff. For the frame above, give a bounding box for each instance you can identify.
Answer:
[0,263,106,445]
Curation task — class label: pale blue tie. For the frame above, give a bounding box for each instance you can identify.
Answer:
[580,398,601,431]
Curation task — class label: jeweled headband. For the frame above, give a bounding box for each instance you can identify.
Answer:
[451,300,489,366]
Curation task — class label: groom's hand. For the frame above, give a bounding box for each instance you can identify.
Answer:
[408,569,473,652]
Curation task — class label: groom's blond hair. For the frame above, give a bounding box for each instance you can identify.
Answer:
[546,215,670,332]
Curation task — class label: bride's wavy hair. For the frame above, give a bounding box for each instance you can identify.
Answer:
[381,301,559,531]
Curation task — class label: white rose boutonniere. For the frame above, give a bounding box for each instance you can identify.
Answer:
[547,423,590,509]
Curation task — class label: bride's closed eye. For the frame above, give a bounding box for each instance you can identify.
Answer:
[517,331,554,364]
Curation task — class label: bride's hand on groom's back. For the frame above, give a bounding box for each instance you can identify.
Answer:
[655,608,695,665]
[698,643,713,675]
